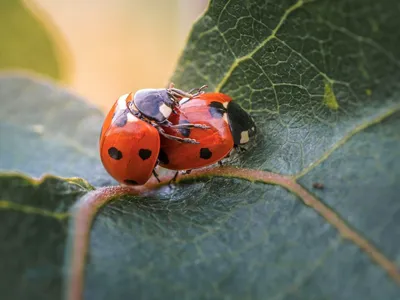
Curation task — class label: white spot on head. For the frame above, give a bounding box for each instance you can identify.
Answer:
[159,103,172,118]
[240,131,250,144]
[127,113,138,122]
[116,93,129,111]
[179,97,190,105]
[223,102,229,108]
[223,113,229,123]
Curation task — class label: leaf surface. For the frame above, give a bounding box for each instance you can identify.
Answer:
[85,0,400,298]
[0,0,68,80]
[0,74,112,186]
[0,174,91,300]
[1,0,400,299]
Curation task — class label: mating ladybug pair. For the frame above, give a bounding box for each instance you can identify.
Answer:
[99,84,256,185]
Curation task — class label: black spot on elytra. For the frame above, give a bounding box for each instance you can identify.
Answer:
[139,149,152,160]
[199,148,212,159]
[108,147,122,160]
[124,179,138,185]
[208,101,226,119]
[178,119,191,137]
[113,108,129,127]
[158,149,169,164]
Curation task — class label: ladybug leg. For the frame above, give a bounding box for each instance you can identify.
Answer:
[187,85,208,97]
[183,169,192,175]
[172,106,188,118]
[152,170,161,183]
[160,131,200,144]
[168,171,179,186]
[234,145,247,153]
[162,119,209,130]
[166,123,210,130]
[168,85,208,99]
[168,88,193,99]
[218,161,223,166]
[172,171,179,182]
[154,124,200,144]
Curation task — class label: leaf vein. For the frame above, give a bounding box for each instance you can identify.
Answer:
[322,19,400,68]
[215,0,312,92]
[0,200,69,220]
[295,104,400,179]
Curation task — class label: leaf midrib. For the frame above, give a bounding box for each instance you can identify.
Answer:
[65,164,400,300]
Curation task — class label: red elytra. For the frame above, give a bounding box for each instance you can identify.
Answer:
[158,93,235,171]
[99,93,160,185]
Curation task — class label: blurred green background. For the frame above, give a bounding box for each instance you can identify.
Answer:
[0,0,207,111]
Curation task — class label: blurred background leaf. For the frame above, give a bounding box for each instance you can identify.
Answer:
[23,0,208,111]
[0,0,69,82]
[0,75,112,186]
[0,0,208,110]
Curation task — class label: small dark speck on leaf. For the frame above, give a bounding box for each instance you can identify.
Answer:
[312,182,324,189]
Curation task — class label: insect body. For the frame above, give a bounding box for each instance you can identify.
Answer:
[99,93,160,185]
[158,92,256,171]
[99,86,210,185]
[158,97,234,170]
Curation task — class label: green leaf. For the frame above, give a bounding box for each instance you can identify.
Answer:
[85,0,400,299]
[0,0,68,81]
[172,0,400,175]
[0,174,91,300]
[1,0,400,299]
[0,74,112,186]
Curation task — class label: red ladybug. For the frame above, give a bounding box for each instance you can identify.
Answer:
[99,86,211,185]
[158,92,256,171]
[99,93,161,185]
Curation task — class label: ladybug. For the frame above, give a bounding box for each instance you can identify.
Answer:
[99,90,209,185]
[158,92,256,171]
[99,92,161,185]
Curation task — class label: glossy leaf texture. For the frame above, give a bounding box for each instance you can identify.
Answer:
[0,0,399,299]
